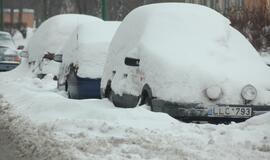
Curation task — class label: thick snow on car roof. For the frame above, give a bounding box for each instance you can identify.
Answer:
[28,14,103,62]
[61,21,120,78]
[107,3,270,104]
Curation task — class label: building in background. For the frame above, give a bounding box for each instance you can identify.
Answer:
[3,8,34,37]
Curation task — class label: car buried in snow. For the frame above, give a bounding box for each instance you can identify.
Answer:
[27,14,103,79]
[101,3,270,122]
[55,21,120,99]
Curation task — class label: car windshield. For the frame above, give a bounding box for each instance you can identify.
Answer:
[0,33,15,47]
[0,34,11,41]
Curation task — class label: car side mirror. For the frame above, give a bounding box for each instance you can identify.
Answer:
[124,57,140,67]
[17,45,24,50]
[53,54,63,63]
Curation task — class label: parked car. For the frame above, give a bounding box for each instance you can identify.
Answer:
[27,14,103,79]
[101,3,270,122]
[56,21,120,99]
[0,47,21,71]
[0,31,20,71]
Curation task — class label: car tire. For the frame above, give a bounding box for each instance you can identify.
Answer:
[68,91,71,98]
[108,89,114,102]
[65,81,68,91]
[65,81,72,99]
[140,94,153,111]
[105,81,114,102]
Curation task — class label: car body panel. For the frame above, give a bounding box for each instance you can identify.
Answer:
[66,67,101,99]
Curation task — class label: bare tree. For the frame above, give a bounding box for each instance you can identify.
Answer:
[228,2,270,52]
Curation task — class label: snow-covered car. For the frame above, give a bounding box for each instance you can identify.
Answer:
[0,32,20,71]
[56,21,120,99]
[27,14,103,79]
[101,3,270,121]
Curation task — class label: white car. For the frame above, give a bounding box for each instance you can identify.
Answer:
[56,21,120,99]
[101,3,270,122]
[27,14,103,78]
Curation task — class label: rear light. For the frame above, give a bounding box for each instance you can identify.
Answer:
[15,55,21,62]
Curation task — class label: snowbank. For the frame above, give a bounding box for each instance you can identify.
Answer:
[104,3,270,105]
[0,60,269,160]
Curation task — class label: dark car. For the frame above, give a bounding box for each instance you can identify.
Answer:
[56,21,120,99]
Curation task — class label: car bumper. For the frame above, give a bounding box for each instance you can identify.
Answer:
[152,99,270,121]
[0,62,19,71]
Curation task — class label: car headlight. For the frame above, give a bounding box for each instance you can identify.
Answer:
[241,84,257,101]
[205,86,223,100]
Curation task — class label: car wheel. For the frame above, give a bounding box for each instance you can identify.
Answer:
[65,81,72,98]
[141,94,153,111]
[65,81,68,91]
[67,91,71,98]
[108,90,113,102]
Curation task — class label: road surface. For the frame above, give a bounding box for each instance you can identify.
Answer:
[0,129,19,160]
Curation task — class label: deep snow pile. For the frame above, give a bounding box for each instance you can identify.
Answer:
[0,60,269,160]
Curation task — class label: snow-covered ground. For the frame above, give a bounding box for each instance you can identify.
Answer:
[0,59,269,160]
